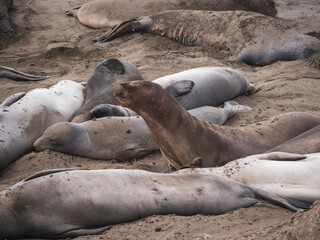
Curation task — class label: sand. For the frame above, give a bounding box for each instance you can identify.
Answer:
[0,0,319,239]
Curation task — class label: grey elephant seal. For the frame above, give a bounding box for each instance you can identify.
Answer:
[112,81,320,170]
[34,101,251,160]
[177,152,320,203]
[153,67,260,110]
[66,0,276,29]
[0,168,303,238]
[0,80,85,170]
[71,58,144,123]
[268,125,320,154]
[0,0,12,32]
[0,66,50,81]
[98,10,320,66]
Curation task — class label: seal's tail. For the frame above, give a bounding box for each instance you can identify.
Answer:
[246,83,263,95]
[252,187,311,212]
[223,101,252,114]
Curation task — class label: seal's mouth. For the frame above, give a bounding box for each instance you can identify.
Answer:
[112,83,126,102]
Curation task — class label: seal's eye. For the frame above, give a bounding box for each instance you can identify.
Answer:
[130,81,140,86]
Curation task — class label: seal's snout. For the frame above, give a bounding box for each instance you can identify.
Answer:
[112,83,125,99]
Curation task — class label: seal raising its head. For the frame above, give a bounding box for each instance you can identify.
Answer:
[113,81,320,169]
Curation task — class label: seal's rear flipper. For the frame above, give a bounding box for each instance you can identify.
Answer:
[56,225,112,238]
[92,18,139,43]
[246,83,263,95]
[0,66,50,81]
[255,152,307,161]
[165,80,195,99]
[102,58,125,74]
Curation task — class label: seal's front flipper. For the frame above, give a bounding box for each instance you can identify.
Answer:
[22,169,76,182]
[102,58,125,74]
[223,101,252,113]
[93,18,139,43]
[65,5,82,16]
[246,83,263,95]
[0,66,50,81]
[0,92,26,109]
[165,80,195,99]
[56,225,112,238]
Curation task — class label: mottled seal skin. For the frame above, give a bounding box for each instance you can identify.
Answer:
[71,58,144,123]
[0,66,50,81]
[0,0,13,32]
[113,81,320,170]
[268,125,320,154]
[153,67,260,110]
[98,10,320,66]
[0,80,85,170]
[0,168,302,238]
[66,0,276,29]
[33,101,251,160]
[177,152,320,203]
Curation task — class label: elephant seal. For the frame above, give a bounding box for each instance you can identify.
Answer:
[268,125,320,154]
[97,10,320,65]
[66,0,276,29]
[0,0,12,32]
[0,168,303,238]
[33,101,251,160]
[0,80,85,170]
[112,81,320,170]
[71,58,144,123]
[0,66,50,81]
[177,152,320,203]
[153,67,260,110]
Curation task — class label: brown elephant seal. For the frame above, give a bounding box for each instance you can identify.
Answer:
[0,66,50,81]
[268,125,320,154]
[71,58,144,123]
[0,0,12,32]
[33,101,251,160]
[98,10,320,66]
[66,0,276,29]
[0,80,85,170]
[177,152,320,203]
[112,81,320,170]
[0,168,304,238]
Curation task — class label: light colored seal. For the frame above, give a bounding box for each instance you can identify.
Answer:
[177,152,320,203]
[0,66,50,81]
[71,58,144,123]
[33,101,251,160]
[268,125,320,154]
[0,168,303,238]
[112,80,320,169]
[0,80,85,170]
[98,10,320,65]
[0,0,12,32]
[66,0,277,29]
[153,67,260,110]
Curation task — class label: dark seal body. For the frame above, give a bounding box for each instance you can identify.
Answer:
[0,0,13,32]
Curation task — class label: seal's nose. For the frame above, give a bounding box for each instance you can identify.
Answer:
[112,83,125,98]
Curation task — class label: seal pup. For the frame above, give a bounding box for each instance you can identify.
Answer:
[97,10,320,65]
[71,58,144,123]
[66,0,277,29]
[112,81,320,169]
[34,101,251,160]
[0,66,50,81]
[0,80,85,170]
[0,168,304,238]
[0,0,13,32]
[268,125,320,154]
[177,152,320,203]
[153,67,260,110]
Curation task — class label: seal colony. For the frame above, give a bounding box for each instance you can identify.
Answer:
[66,0,277,28]
[33,101,251,160]
[113,81,320,169]
[97,10,320,65]
[177,152,320,203]
[0,168,303,239]
[0,80,85,170]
